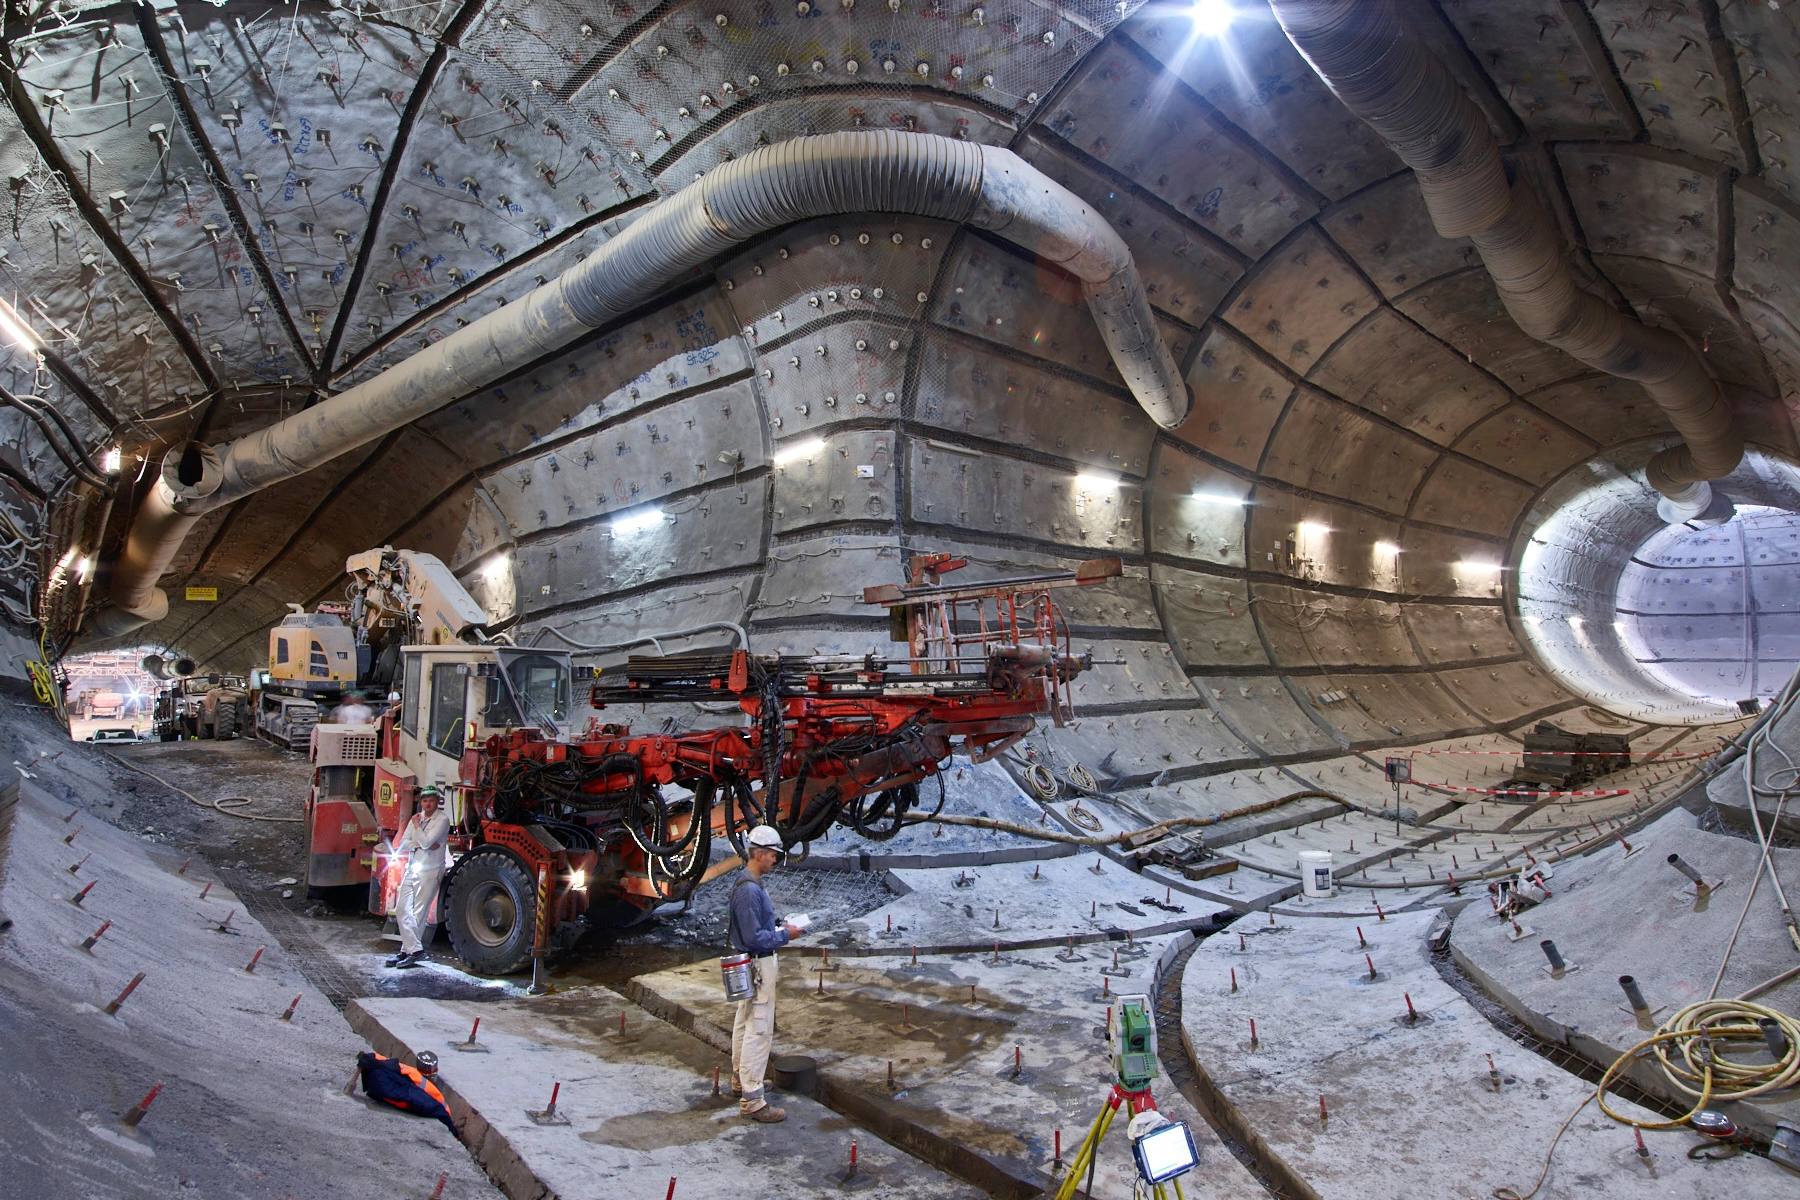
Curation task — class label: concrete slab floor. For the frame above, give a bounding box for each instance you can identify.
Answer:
[624,940,1266,1199]
[351,992,990,1200]
[1451,809,1800,1141]
[1181,907,1792,1199]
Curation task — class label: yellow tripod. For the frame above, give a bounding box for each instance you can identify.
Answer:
[1053,1083,1186,1200]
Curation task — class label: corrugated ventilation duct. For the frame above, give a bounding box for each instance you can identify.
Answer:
[1270,0,1742,523]
[96,130,1186,637]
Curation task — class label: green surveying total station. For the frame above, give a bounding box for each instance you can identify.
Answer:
[1109,996,1160,1091]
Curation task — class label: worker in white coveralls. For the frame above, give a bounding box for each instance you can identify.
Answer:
[728,825,804,1122]
[387,786,450,969]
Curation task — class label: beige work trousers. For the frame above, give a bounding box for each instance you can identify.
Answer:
[731,953,778,1113]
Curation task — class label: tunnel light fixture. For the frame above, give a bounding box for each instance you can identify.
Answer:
[1190,0,1235,37]
[1298,521,1330,537]
[1075,472,1120,492]
[1374,541,1401,556]
[102,446,122,474]
[0,296,38,350]
[75,555,92,582]
[1457,559,1502,573]
[772,437,825,466]
[611,508,665,535]
[481,555,510,584]
[1190,490,1245,506]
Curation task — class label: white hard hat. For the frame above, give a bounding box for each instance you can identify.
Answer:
[746,825,784,851]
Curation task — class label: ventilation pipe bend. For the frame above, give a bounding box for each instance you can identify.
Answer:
[106,441,221,624]
[96,131,1183,640]
[1270,0,1742,517]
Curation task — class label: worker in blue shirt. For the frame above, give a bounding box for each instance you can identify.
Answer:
[729,825,804,1122]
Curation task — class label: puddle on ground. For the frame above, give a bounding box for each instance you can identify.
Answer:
[581,1106,733,1150]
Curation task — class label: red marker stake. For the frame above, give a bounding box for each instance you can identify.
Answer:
[430,1172,449,1200]
[81,920,113,951]
[467,1017,481,1045]
[1249,1018,1258,1046]
[69,879,97,906]
[1365,954,1376,981]
[119,1082,163,1129]
[104,972,146,1015]
[198,881,213,900]
[244,947,264,973]
[1319,1094,1328,1124]
[1054,1129,1062,1166]
[1404,992,1418,1024]
[177,857,191,875]
[1356,926,1366,949]
[666,1179,678,1200]
[1230,967,1237,993]
[281,994,302,1022]
[67,852,90,874]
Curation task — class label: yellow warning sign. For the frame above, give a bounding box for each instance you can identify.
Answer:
[184,586,218,601]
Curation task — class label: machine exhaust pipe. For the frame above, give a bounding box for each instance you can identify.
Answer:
[95,131,1186,640]
[1269,0,1743,516]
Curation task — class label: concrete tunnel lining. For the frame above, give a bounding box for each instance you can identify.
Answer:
[4,0,1800,1197]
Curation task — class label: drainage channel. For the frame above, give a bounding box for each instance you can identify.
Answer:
[1152,933,1294,1200]
[221,868,369,1012]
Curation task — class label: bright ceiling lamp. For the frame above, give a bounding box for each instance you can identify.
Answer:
[1374,541,1401,555]
[102,446,122,474]
[1299,521,1330,537]
[0,296,38,350]
[481,554,510,583]
[1191,0,1235,36]
[772,437,825,466]
[1457,560,1501,573]
[1075,472,1120,491]
[1191,490,1244,505]
[611,507,665,535]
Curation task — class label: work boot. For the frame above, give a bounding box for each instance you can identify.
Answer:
[743,1104,786,1124]
[395,951,424,969]
[731,1071,743,1098]
[384,953,407,968]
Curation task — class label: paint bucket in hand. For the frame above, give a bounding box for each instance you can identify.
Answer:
[721,952,755,1001]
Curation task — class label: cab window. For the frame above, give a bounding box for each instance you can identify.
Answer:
[401,653,422,736]
[427,663,466,755]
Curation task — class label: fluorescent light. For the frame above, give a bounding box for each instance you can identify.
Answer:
[1191,491,1245,506]
[1191,0,1235,36]
[1566,616,1583,627]
[611,507,665,535]
[772,437,825,466]
[75,555,92,581]
[102,446,122,474]
[0,298,36,350]
[480,555,510,583]
[1374,542,1401,555]
[1299,521,1330,537]
[1075,472,1120,491]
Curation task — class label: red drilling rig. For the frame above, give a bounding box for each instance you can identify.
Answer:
[309,550,1119,976]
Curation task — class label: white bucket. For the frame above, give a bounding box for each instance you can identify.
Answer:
[1298,850,1334,898]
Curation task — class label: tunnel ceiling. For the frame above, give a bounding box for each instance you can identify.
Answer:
[6,0,1800,753]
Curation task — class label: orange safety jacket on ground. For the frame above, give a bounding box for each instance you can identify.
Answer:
[357,1051,457,1139]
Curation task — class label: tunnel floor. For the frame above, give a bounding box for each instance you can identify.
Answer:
[4,705,1795,1199]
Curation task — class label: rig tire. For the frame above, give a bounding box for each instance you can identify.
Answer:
[444,848,539,977]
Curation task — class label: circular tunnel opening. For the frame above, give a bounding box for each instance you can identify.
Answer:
[1512,440,1800,724]
[1616,505,1800,711]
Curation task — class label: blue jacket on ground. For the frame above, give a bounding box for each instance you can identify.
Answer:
[728,877,790,955]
